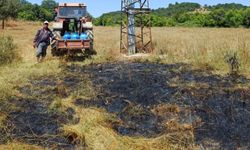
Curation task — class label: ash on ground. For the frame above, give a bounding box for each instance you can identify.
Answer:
[1,62,249,149]
[72,62,250,149]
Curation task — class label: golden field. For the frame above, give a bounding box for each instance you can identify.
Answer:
[1,21,250,75]
[0,21,250,149]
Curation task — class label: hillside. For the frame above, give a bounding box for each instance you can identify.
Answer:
[94,2,250,28]
[152,2,201,17]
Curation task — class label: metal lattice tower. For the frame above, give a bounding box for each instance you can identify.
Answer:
[120,0,153,55]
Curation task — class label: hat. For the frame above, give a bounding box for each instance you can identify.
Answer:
[44,21,49,24]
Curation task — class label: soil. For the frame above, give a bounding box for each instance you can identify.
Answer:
[0,61,249,149]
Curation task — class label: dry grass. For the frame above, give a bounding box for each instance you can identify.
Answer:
[0,21,61,99]
[41,72,183,149]
[151,27,250,76]
[60,94,180,150]
[0,142,43,150]
[0,21,62,148]
[2,21,249,75]
[0,21,250,149]
[94,26,250,76]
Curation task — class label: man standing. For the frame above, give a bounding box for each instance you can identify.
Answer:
[33,21,55,63]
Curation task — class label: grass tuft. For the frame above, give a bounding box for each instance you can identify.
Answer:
[0,36,19,65]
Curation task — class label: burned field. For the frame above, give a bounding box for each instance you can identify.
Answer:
[0,80,79,148]
[73,62,250,149]
[0,62,250,149]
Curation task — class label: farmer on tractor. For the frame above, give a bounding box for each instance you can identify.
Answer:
[33,21,56,63]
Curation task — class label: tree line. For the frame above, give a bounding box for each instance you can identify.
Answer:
[94,2,250,28]
[0,0,57,29]
[1,1,250,29]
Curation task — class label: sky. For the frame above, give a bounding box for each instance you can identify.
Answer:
[28,0,250,17]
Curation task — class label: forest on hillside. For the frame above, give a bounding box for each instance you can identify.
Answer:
[1,0,250,28]
[94,2,250,28]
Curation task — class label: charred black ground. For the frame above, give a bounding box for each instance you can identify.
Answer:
[0,61,249,149]
[0,78,79,148]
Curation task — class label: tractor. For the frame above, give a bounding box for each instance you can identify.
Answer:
[51,3,95,57]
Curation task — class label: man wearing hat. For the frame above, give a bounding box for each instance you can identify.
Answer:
[33,21,55,63]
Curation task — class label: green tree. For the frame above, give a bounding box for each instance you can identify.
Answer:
[94,12,122,26]
[243,8,250,28]
[18,1,54,21]
[39,7,53,21]
[18,2,37,21]
[0,0,20,29]
[41,0,57,13]
[176,13,191,23]
[210,8,226,27]
[210,3,246,10]
[18,11,37,21]
[151,15,167,27]
[189,13,208,27]
[93,2,249,28]
[153,2,201,17]
[165,18,176,27]
[225,10,243,27]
